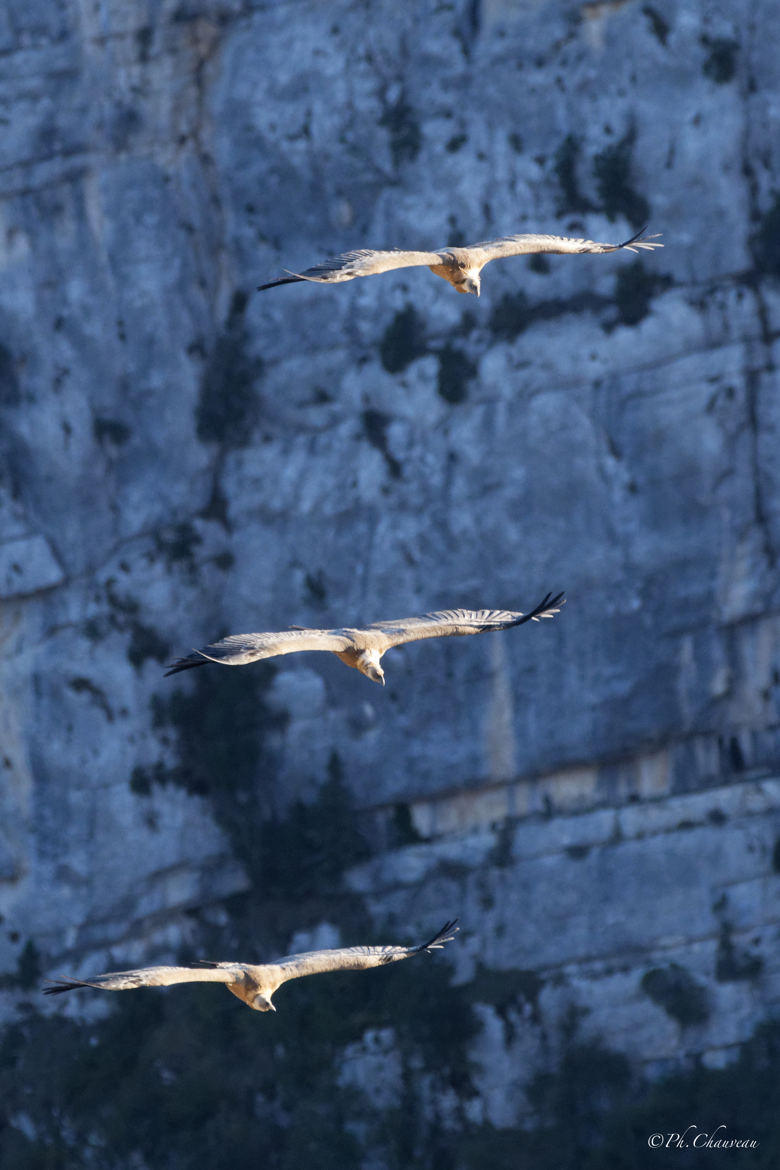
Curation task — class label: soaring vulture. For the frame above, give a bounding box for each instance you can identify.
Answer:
[44,921,459,1013]
[257,228,662,297]
[164,592,565,686]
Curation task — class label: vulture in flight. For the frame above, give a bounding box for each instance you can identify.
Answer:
[44,921,459,1014]
[257,228,662,297]
[164,591,565,686]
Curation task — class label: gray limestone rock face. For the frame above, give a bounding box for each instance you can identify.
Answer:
[0,533,64,599]
[0,0,779,1151]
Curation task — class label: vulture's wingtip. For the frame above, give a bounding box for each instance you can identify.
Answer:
[418,919,460,953]
[617,227,664,253]
[163,651,210,677]
[42,977,89,996]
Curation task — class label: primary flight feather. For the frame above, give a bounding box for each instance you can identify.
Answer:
[43,921,459,1013]
[164,592,565,686]
[257,228,662,297]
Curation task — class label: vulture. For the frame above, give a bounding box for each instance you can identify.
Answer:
[164,591,565,686]
[257,227,662,297]
[43,921,459,1013]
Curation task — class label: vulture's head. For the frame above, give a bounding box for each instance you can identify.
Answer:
[444,253,481,296]
[356,648,386,686]
[252,993,276,1012]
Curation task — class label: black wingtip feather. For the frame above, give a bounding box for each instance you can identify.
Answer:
[163,656,210,678]
[519,591,566,624]
[43,977,92,996]
[416,919,460,954]
[256,275,304,291]
[618,226,653,248]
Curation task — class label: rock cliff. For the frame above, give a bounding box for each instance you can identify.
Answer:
[1,0,779,1163]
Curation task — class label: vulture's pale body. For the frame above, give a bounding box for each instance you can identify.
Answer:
[44,922,459,1013]
[165,592,565,685]
[257,228,662,297]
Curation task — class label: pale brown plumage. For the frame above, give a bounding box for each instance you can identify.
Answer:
[257,228,662,297]
[43,921,459,1013]
[164,592,565,686]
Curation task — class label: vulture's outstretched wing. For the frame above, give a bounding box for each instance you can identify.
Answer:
[165,627,354,675]
[464,227,663,268]
[368,592,565,651]
[43,963,244,995]
[272,921,460,985]
[258,248,446,290]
